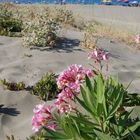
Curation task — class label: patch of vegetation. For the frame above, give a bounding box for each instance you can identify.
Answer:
[31,52,140,139]
[0,4,23,36]
[26,129,48,140]
[0,4,84,47]
[6,135,15,140]
[0,79,25,91]
[0,73,59,101]
[54,8,74,26]
[43,75,140,140]
[82,22,139,49]
[22,18,59,47]
[80,22,100,49]
[31,73,59,101]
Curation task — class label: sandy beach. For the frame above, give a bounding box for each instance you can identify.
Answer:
[0,28,140,139]
[48,5,140,33]
[0,4,140,140]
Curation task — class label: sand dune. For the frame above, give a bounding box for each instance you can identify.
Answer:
[0,28,140,139]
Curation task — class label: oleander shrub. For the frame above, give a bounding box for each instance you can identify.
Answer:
[31,73,59,101]
[31,50,140,140]
[43,75,140,140]
[0,4,22,36]
[31,75,140,140]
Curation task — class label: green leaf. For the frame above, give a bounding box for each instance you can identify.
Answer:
[85,76,98,110]
[80,85,96,112]
[95,75,107,119]
[6,136,10,140]
[95,75,105,104]
[97,103,103,116]
[73,93,94,115]
[107,88,124,120]
[94,130,116,140]
[124,93,140,106]
[71,114,98,127]
[11,135,14,140]
[45,127,72,140]
[72,119,81,136]
[64,117,77,138]
[122,121,140,137]
[85,75,94,93]
[126,129,140,140]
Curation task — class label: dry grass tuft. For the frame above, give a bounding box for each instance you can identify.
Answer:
[81,22,140,49]
[80,32,98,49]
[1,3,140,49]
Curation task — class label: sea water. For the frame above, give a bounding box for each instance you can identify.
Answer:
[0,0,119,5]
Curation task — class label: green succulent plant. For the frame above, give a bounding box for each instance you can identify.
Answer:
[31,73,59,101]
[0,79,25,91]
[26,129,49,140]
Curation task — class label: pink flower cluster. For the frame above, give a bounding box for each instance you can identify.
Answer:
[88,48,109,62]
[57,64,93,91]
[135,35,140,44]
[32,104,56,132]
[56,64,93,113]
[32,64,94,132]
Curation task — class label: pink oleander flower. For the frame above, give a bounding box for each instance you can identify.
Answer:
[56,65,93,113]
[55,97,72,113]
[46,123,57,131]
[33,104,53,114]
[32,113,49,132]
[57,64,93,91]
[58,88,73,100]
[135,35,140,44]
[32,104,54,132]
[88,48,109,62]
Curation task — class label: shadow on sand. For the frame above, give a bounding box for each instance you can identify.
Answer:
[30,37,84,53]
[0,104,20,116]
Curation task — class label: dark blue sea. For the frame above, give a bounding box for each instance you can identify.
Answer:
[0,0,120,4]
[0,0,137,5]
